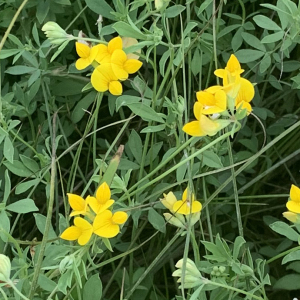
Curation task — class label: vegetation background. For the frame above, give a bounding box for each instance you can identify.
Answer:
[0,0,300,299]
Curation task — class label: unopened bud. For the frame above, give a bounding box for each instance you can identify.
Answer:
[0,254,11,282]
[42,21,73,45]
[163,213,185,228]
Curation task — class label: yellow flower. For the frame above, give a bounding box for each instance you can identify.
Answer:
[235,78,255,113]
[196,86,227,115]
[75,42,100,70]
[214,54,244,86]
[60,217,93,245]
[161,192,177,213]
[91,63,123,95]
[95,36,123,64]
[182,102,225,137]
[286,184,300,214]
[88,182,115,214]
[110,49,142,81]
[67,193,90,217]
[93,210,128,238]
[173,188,202,215]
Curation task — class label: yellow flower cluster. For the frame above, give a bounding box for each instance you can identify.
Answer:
[75,36,142,95]
[183,54,255,137]
[283,184,300,224]
[60,182,128,245]
[161,188,202,228]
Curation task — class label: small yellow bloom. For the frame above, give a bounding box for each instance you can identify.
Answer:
[60,217,93,246]
[110,49,142,81]
[67,193,90,217]
[161,192,177,213]
[95,36,123,64]
[88,182,115,214]
[286,184,300,214]
[196,86,227,115]
[182,102,224,137]
[93,210,128,238]
[173,188,202,215]
[75,42,100,70]
[235,78,255,113]
[91,63,123,95]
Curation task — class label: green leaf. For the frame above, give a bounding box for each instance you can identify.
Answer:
[20,155,40,173]
[261,31,284,43]
[5,65,36,75]
[128,130,143,164]
[235,49,265,63]
[183,22,198,37]
[253,15,282,31]
[140,124,165,133]
[259,54,271,74]
[201,150,223,168]
[15,179,40,195]
[233,236,246,260]
[34,213,57,239]
[4,160,33,177]
[116,95,141,111]
[3,170,11,204]
[71,91,97,123]
[0,211,10,242]
[38,274,57,292]
[165,5,186,18]
[148,208,166,233]
[4,136,14,163]
[274,274,300,290]
[127,103,164,123]
[6,198,39,214]
[83,274,102,300]
[85,0,116,20]
[113,21,147,40]
[282,250,300,264]
[270,221,300,242]
[0,49,20,59]
[241,32,266,51]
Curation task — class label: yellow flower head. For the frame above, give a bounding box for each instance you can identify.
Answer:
[75,42,100,70]
[161,192,177,213]
[67,193,90,217]
[173,188,202,215]
[110,49,143,81]
[286,184,300,214]
[60,217,93,246]
[182,102,224,137]
[88,182,115,215]
[95,36,123,64]
[235,78,255,113]
[196,86,227,115]
[91,63,123,95]
[93,210,128,238]
[215,54,244,86]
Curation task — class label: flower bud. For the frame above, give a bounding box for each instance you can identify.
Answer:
[175,258,201,278]
[155,0,170,11]
[59,255,75,273]
[219,266,226,273]
[163,213,185,229]
[0,254,11,282]
[283,211,300,224]
[161,192,177,212]
[42,21,73,45]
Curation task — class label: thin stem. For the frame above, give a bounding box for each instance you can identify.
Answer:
[266,245,300,265]
[8,280,30,300]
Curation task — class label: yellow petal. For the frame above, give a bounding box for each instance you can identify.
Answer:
[74,217,92,230]
[283,211,298,223]
[173,200,202,215]
[75,58,91,70]
[95,44,110,64]
[196,91,215,106]
[96,182,111,203]
[91,65,110,92]
[290,184,300,202]
[236,101,252,113]
[193,102,203,121]
[199,115,221,136]
[109,81,123,95]
[182,121,205,136]
[124,59,142,74]
[205,85,223,94]
[76,42,90,58]
[182,188,188,202]
[88,196,114,214]
[112,211,128,224]
[235,78,254,104]
[77,229,93,245]
[108,36,122,54]
[93,210,120,238]
[161,192,177,211]
[68,193,85,211]
[60,226,81,241]
[286,201,300,214]
[214,69,226,78]
[173,201,188,215]
[226,54,244,75]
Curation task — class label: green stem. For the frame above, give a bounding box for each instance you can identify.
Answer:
[266,245,300,265]
[8,280,30,300]
[28,113,57,299]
